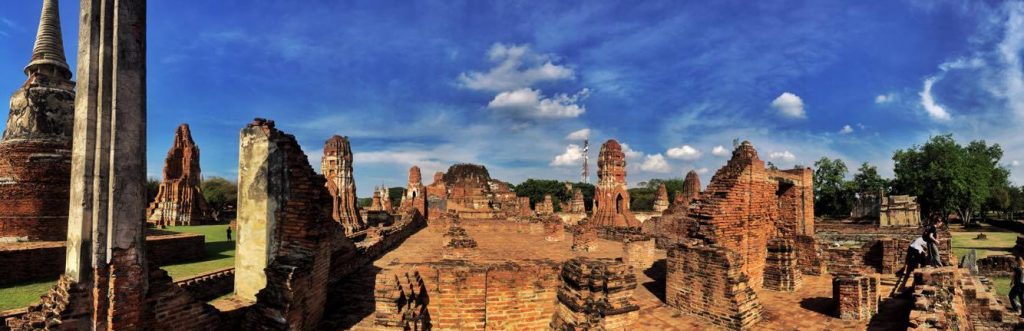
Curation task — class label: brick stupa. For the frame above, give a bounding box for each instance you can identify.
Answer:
[590,140,640,227]
[0,0,75,241]
[653,183,670,212]
[147,124,214,226]
[677,169,702,205]
[399,165,427,217]
[322,135,364,234]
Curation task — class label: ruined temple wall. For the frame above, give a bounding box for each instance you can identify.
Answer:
[0,141,70,242]
[375,260,561,330]
[666,240,762,330]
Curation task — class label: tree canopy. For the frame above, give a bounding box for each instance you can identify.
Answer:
[813,157,853,218]
[512,179,594,212]
[201,177,238,221]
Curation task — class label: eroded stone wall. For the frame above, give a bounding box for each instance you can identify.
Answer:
[666,240,763,330]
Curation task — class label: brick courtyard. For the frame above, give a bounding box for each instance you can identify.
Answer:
[319,222,911,331]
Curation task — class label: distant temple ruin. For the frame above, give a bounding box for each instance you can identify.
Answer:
[147,124,215,227]
[879,194,922,227]
[590,140,640,227]
[322,135,364,234]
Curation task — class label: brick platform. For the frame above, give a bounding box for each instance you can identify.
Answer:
[832,273,878,320]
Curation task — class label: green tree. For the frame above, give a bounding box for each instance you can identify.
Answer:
[892,134,1008,224]
[201,177,237,222]
[628,187,656,211]
[388,187,405,208]
[638,178,687,201]
[851,162,888,194]
[1009,186,1024,221]
[813,157,853,218]
[146,177,160,203]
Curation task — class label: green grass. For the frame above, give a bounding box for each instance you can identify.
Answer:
[0,225,235,311]
[993,276,1012,298]
[950,226,1018,259]
[0,278,57,311]
[160,224,236,280]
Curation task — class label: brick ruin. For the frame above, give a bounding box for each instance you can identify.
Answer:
[763,238,802,291]
[591,140,640,228]
[322,135,364,234]
[643,141,817,328]
[653,183,669,212]
[146,124,215,227]
[832,273,878,320]
[880,194,922,227]
[676,169,701,206]
[422,163,532,221]
[536,194,555,214]
[0,0,74,242]
[622,238,655,274]
[398,165,427,217]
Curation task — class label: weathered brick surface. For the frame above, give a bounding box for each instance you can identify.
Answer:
[322,135,364,234]
[591,140,640,227]
[4,275,90,330]
[908,267,965,330]
[551,258,640,330]
[653,183,670,212]
[536,194,555,215]
[572,224,597,252]
[0,231,205,286]
[831,273,877,320]
[815,223,954,274]
[398,165,427,218]
[960,273,1024,329]
[622,239,655,274]
[977,254,1015,276]
[666,240,762,330]
[544,217,565,242]
[764,238,802,291]
[678,170,701,206]
[146,124,215,227]
[173,267,234,302]
[375,260,561,330]
[145,266,223,331]
[0,141,70,242]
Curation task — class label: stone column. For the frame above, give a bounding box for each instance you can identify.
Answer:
[64,0,147,329]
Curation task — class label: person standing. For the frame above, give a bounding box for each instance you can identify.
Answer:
[924,217,943,267]
[226,226,233,241]
[1009,255,1024,316]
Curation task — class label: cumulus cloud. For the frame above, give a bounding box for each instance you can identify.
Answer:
[458,43,575,92]
[771,92,806,118]
[566,128,591,140]
[666,145,702,160]
[696,167,710,174]
[1013,160,1021,167]
[875,93,897,104]
[919,77,952,121]
[639,154,671,173]
[711,145,730,157]
[768,150,796,162]
[839,125,854,134]
[551,144,585,166]
[619,143,644,159]
[487,88,589,119]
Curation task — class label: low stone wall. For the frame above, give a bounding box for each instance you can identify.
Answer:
[596,226,649,243]
[977,255,1015,277]
[174,267,235,302]
[456,219,545,234]
[816,224,952,275]
[0,231,206,286]
[330,212,426,284]
[908,267,969,330]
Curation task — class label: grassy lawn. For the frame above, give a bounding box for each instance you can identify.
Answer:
[950,225,1018,259]
[0,278,57,311]
[161,224,235,280]
[0,224,234,312]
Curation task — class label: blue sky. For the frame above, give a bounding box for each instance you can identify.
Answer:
[2,1,1023,196]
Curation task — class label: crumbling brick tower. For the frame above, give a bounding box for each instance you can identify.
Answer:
[677,169,701,206]
[322,135,364,234]
[653,183,670,212]
[238,119,337,330]
[591,139,640,227]
[0,0,75,242]
[146,124,215,226]
[399,165,427,217]
[426,172,448,222]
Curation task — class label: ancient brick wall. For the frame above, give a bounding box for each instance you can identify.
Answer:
[763,238,802,291]
[0,231,205,286]
[374,260,562,330]
[0,141,70,242]
[960,273,1024,329]
[908,267,969,330]
[816,226,953,274]
[666,240,763,330]
[551,258,639,330]
[173,267,234,302]
[977,255,1015,276]
[769,167,814,237]
[794,235,825,275]
[591,140,639,227]
[831,273,878,320]
[622,239,655,274]
[145,266,224,331]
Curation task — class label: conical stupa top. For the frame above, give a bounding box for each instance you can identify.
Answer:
[24,0,71,79]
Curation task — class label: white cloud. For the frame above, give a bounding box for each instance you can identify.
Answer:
[919,77,952,121]
[696,167,709,174]
[771,92,806,118]
[551,144,584,166]
[874,93,897,104]
[619,143,644,159]
[1013,160,1021,167]
[666,145,702,160]
[566,128,591,140]
[711,145,730,157]
[487,88,589,119]
[458,43,575,92]
[839,125,854,134]
[639,154,671,173]
[768,150,796,162]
